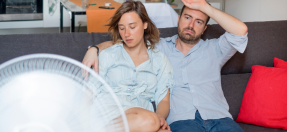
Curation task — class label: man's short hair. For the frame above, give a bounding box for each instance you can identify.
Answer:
[179,5,211,26]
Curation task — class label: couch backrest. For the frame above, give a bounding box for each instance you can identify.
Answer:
[0,32,111,64]
[1,21,287,75]
[158,20,287,75]
[1,21,287,120]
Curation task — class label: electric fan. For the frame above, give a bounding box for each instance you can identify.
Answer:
[0,54,129,132]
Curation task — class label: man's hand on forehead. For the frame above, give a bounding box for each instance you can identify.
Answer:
[181,0,209,11]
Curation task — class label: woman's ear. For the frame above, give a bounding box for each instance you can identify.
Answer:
[144,22,148,29]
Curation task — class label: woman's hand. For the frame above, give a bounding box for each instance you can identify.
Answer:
[82,47,99,73]
[158,117,170,130]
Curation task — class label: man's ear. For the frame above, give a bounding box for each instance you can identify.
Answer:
[144,22,148,29]
[202,25,207,34]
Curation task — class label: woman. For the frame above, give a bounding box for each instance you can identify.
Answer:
[89,1,173,132]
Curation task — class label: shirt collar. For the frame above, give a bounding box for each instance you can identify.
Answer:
[118,40,153,64]
[171,34,203,56]
[188,39,202,54]
[146,40,151,50]
[116,40,152,50]
[171,34,178,44]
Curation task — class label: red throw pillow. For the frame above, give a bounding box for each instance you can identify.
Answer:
[236,65,287,130]
[274,57,287,69]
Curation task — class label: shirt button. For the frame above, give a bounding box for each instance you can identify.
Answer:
[192,90,194,92]
[128,88,131,91]
[133,80,136,83]
[182,69,185,72]
[134,69,136,72]
[194,104,197,106]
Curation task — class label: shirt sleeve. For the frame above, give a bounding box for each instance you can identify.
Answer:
[154,54,174,107]
[216,32,248,64]
[98,50,110,79]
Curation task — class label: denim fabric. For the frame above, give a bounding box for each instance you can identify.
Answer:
[170,111,245,132]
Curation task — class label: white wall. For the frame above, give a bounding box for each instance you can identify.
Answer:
[225,0,287,22]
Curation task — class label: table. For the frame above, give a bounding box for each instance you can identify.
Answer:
[60,0,86,32]
[59,0,178,33]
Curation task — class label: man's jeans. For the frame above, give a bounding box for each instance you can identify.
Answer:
[170,111,244,132]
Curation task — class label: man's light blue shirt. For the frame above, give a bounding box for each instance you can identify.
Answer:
[155,32,248,125]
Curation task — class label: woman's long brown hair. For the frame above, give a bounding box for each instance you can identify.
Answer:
[106,1,160,49]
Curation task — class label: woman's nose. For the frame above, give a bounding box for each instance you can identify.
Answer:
[125,29,131,37]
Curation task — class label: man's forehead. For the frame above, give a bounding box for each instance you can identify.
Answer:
[182,7,208,19]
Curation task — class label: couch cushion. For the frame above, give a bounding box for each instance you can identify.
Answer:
[221,73,251,119]
[236,65,287,130]
[239,123,287,132]
[274,57,287,69]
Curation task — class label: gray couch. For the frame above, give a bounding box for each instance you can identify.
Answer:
[1,20,287,132]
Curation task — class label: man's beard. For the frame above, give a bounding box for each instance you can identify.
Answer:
[178,27,201,44]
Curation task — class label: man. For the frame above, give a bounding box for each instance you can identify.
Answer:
[83,0,248,131]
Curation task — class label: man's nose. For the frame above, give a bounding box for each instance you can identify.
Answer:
[188,20,195,28]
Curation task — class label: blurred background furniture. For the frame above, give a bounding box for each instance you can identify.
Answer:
[60,0,86,32]
[60,0,178,33]
[144,3,178,28]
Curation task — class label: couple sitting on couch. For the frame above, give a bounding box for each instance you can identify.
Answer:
[83,0,248,132]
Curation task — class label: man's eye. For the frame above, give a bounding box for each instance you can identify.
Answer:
[119,28,124,30]
[130,27,135,29]
[197,21,203,24]
[185,17,189,19]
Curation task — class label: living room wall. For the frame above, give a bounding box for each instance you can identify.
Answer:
[173,0,287,24]
[225,0,287,22]
[1,0,286,29]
